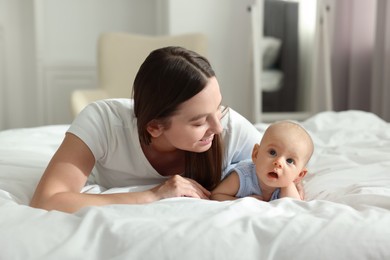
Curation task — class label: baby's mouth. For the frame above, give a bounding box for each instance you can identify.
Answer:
[267,171,279,179]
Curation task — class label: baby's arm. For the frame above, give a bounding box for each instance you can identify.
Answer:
[280,182,303,200]
[210,172,240,201]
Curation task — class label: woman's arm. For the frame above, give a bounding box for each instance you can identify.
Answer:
[30,133,210,213]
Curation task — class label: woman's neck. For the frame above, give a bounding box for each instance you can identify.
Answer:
[141,142,185,176]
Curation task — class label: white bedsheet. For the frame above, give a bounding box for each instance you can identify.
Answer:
[0,110,389,259]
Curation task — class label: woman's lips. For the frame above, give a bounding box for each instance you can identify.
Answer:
[199,135,214,145]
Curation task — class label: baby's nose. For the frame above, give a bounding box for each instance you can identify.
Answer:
[273,160,282,168]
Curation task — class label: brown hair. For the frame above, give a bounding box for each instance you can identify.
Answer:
[132,46,222,190]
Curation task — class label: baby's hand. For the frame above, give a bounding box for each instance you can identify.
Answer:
[249,194,264,201]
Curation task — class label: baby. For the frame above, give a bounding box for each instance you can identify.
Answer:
[211,120,314,201]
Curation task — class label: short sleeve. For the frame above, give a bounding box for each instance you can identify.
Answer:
[67,99,133,162]
[67,101,110,161]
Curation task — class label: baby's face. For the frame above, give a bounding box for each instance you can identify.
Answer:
[252,124,311,188]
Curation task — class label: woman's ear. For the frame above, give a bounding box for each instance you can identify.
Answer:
[146,120,164,138]
[252,143,260,163]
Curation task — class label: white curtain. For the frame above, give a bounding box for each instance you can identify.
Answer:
[311,0,333,114]
[371,0,390,122]
[331,0,390,122]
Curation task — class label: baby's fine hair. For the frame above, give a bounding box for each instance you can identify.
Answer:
[265,120,314,161]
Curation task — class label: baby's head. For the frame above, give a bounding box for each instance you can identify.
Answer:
[252,121,314,187]
[263,121,313,164]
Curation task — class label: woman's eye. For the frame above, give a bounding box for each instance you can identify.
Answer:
[286,158,294,164]
[193,121,206,127]
[269,149,276,156]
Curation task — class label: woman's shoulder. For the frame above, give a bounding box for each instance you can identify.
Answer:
[83,98,134,120]
[71,98,135,131]
[67,98,139,166]
[92,98,134,112]
[222,107,261,137]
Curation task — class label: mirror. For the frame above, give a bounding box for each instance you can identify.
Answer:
[258,0,318,122]
[261,0,299,113]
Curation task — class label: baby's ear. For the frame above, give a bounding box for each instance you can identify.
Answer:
[294,168,308,183]
[251,143,260,162]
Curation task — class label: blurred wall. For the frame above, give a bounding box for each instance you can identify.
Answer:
[0,0,157,129]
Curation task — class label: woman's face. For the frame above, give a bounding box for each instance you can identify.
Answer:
[157,77,223,153]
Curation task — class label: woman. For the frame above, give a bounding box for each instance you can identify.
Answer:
[30,46,262,213]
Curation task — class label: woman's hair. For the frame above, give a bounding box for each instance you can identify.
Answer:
[132,46,222,190]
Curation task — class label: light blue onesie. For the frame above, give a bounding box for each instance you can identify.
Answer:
[228,159,280,200]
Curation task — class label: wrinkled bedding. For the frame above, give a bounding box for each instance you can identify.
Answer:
[0,110,389,260]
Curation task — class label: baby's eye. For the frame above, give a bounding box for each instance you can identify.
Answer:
[268,149,277,157]
[286,158,294,165]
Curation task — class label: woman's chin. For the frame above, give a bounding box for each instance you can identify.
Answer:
[194,142,213,152]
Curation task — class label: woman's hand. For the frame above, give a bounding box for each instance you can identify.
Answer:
[150,175,211,200]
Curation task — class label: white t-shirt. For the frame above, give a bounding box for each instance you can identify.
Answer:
[68,99,262,189]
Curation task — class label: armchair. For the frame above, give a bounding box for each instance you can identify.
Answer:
[71,32,208,116]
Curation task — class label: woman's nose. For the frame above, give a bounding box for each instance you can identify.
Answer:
[210,115,223,134]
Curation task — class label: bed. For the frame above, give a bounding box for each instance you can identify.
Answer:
[0,110,389,259]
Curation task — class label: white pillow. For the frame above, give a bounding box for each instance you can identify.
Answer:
[262,36,282,69]
[261,69,283,92]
